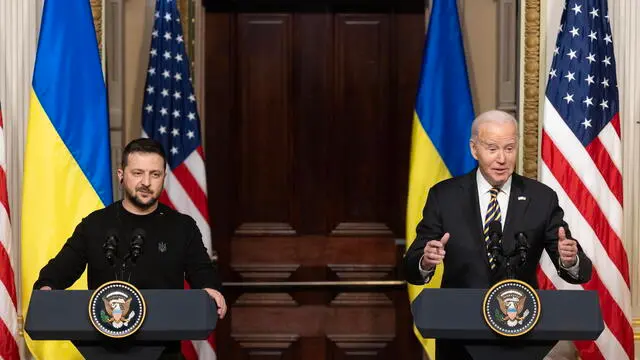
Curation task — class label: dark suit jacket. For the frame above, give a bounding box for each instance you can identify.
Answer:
[404,170,592,288]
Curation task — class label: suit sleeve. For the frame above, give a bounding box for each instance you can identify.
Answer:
[183,216,222,291]
[33,220,89,290]
[543,191,592,284]
[404,186,445,285]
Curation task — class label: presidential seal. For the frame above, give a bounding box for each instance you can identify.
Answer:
[482,279,541,337]
[88,281,146,338]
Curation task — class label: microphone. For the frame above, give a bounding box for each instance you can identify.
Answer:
[488,220,503,266]
[103,229,119,266]
[515,232,529,265]
[129,228,146,263]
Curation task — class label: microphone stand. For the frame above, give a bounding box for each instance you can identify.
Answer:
[501,233,529,280]
[489,237,502,271]
[121,254,135,283]
[121,235,144,283]
[504,253,515,279]
[487,221,504,275]
[103,233,120,281]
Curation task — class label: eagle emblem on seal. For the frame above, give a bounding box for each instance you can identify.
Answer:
[100,291,136,329]
[496,289,530,327]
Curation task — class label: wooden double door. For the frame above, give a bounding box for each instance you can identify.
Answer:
[203,0,426,358]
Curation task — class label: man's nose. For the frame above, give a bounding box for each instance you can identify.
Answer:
[141,173,151,185]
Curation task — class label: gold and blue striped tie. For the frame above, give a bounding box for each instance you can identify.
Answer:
[484,187,502,269]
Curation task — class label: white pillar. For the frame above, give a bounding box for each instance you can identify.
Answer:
[0,0,43,358]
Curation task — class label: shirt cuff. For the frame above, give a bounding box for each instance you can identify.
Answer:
[559,255,580,278]
[418,255,436,283]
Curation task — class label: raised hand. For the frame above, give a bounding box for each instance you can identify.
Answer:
[558,226,578,267]
[420,233,450,270]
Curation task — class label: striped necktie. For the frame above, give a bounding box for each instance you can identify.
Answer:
[484,187,502,269]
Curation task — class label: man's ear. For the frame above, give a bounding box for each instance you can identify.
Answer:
[116,168,124,184]
[469,140,479,160]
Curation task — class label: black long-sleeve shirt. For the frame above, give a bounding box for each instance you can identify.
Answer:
[34,201,221,291]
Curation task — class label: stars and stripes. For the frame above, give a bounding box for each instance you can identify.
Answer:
[0,102,20,360]
[539,1,632,359]
[141,1,216,359]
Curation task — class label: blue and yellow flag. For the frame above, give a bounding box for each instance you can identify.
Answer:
[21,0,112,359]
[405,0,476,358]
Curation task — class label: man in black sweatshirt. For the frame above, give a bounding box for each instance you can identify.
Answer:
[34,138,226,359]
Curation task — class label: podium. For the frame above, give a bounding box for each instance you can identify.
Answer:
[25,289,218,360]
[412,288,604,360]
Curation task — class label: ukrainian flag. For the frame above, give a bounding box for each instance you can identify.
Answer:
[21,0,112,359]
[405,0,476,358]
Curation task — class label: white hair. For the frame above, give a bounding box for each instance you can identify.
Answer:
[470,110,518,141]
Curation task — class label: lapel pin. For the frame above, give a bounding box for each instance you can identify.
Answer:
[518,196,527,201]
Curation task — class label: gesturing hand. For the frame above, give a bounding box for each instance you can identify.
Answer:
[558,227,578,267]
[420,233,450,270]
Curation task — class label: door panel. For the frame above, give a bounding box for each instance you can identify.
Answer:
[204,1,425,358]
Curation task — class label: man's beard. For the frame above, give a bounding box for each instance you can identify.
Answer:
[124,187,160,210]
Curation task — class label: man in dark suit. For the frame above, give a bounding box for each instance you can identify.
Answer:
[403,110,592,359]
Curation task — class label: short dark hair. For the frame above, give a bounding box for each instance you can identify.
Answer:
[121,138,167,169]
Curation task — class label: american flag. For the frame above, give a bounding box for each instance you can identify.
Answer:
[0,102,20,360]
[539,1,632,359]
[141,1,216,359]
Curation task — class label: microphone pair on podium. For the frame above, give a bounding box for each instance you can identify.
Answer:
[487,220,528,279]
[103,229,146,281]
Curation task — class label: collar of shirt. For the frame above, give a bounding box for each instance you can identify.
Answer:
[476,169,512,197]
[476,169,512,229]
